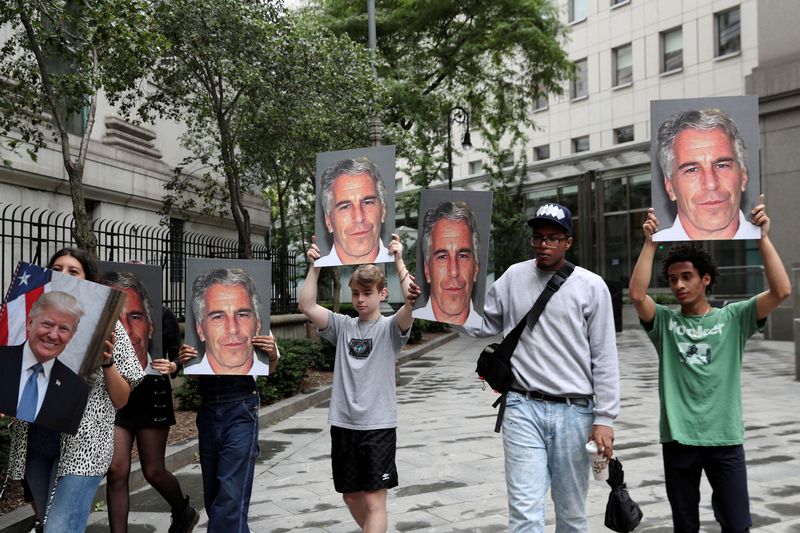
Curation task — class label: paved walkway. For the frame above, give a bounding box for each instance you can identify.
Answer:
[82,327,800,532]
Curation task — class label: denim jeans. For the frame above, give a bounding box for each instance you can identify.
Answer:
[25,424,61,514]
[43,474,103,532]
[502,391,595,533]
[197,395,260,533]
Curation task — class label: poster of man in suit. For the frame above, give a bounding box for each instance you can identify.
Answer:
[0,262,123,434]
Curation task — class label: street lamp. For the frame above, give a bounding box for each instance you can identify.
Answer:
[447,106,472,190]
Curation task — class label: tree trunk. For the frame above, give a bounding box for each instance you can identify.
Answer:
[66,162,98,255]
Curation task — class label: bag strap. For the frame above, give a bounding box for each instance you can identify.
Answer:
[496,261,575,363]
[491,261,575,434]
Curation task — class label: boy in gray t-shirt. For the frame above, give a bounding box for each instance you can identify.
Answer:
[299,234,419,533]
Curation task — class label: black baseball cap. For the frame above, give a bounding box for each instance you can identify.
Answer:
[527,203,573,236]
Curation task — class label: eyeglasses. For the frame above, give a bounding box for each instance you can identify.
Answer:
[529,235,568,247]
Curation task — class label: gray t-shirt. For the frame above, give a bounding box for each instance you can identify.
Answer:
[319,310,410,430]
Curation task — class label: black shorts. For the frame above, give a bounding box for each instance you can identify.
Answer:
[115,374,176,429]
[330,426,398,494]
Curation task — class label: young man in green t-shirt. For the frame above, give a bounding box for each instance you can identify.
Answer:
[629,195,791,532]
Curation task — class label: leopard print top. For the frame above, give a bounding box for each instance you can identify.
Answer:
[8,322,145,478]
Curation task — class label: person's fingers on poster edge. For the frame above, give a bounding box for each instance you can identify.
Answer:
[307,235,321,263]
[751,194,770,236]
[102,331,116,365]
[642,207,659,240]
[252,335,277,360]
[178,344,198,366]
[388,233,402,256]
[149,358,176,375]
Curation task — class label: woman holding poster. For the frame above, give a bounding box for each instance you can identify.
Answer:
[6,248,145,532]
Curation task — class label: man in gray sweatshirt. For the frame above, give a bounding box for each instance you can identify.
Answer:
[462,202,620,533]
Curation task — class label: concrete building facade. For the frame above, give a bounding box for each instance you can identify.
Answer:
[0,23,269,246]
[421,0,798,339]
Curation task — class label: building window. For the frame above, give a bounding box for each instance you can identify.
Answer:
[611,0,629,6]
[502,153,515,168]
[395,178,403,190]
[716,7,741,57]
[661,28,683,72]
[569,0,587,23]
[534,145,550,161]
[613,44,632,86]
[571,58,588,100]
[468,160,483,175]
[572,136,590,153]
[614,125,634,144]
[533,94,548,111]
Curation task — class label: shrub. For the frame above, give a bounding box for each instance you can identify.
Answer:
[267,339,312,398]
[174,377,202,411]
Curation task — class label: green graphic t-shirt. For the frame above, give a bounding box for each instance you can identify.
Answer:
[645,297,763,445]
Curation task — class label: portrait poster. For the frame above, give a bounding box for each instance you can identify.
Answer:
[100,261,164,376]
[650,96,761,242]
[412,189,493,328]
[0,262,124,434]
[182,258,272,376]
[314,145,396,267]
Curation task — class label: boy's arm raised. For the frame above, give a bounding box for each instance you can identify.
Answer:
[388,233,418,332]
[629,208,658,324]
[299,237,330,330]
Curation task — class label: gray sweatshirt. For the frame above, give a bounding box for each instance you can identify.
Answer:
[464,259,619,427]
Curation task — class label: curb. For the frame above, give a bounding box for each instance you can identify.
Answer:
[0,331,458,533]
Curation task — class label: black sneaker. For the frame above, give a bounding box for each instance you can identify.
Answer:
[168,496,199,533]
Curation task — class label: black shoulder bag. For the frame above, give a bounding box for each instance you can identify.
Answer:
[475,262,574,432]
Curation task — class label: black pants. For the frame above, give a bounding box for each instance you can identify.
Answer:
[662,441,751,533]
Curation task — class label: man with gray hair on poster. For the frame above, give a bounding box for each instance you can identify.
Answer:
[185,268,272,376]
[315,157,393,266]
[655,107,760,241]
[413,200,483,328]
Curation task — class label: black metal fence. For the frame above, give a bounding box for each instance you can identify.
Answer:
[0,203,297,318]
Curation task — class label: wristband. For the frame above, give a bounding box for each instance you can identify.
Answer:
[101,358,115,368]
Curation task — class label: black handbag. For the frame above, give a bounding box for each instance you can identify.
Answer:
[604,458,644,532]
[476,262,574,432]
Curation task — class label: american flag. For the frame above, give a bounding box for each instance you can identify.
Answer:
[0,262,52,346]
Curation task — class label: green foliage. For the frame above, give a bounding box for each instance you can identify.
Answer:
[267,339,312,399]
[408,318,450,344]
[322,302,359,318]
[174,377,202,411]
[652,293,679,304]
[0,0,162,252]
[142,0,379,255]
[312,0,573,190]
[143,0,289,256]
[481,128,531,275]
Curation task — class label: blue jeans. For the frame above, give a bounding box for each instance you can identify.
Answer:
[197,395,260,533]
[25,425,61,514]
[502,392,595,533]
[43,474,103,532]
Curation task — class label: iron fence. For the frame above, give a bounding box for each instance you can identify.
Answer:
[0,203,297,319]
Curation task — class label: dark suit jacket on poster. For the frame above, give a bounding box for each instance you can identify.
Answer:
[0,344,90,434]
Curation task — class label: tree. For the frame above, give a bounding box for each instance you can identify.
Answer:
[0,0,161,254]
[312,0,573,190]
[142,0,285,258]
[239,16,379,252]
[480,128,530,276]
